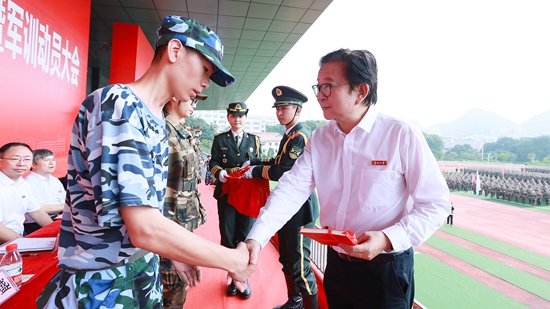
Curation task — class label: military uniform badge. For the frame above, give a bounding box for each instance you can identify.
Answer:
[289,145,303,159]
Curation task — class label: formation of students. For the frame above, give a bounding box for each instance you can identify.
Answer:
[0,15,452,309]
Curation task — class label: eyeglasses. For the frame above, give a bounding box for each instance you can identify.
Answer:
[1,157,32,164]
[190,98,199,106]
[312,83,349,97]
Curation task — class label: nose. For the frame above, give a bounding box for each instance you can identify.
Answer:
[202,78,210,89]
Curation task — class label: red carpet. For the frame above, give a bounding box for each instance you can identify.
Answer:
[186,182,288,308]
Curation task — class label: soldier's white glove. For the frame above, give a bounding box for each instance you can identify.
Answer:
[241,160,251,169]
[218,170,228,183]
[243,167,254,179]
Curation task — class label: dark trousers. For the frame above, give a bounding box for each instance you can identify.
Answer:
[447,214,453,225]
[278,221,318,295]
[217,194,255,248]
[324,247,415,309]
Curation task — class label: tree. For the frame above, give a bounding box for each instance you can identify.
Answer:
[447,143,477,161]
[302,120,327,132]
[201,140,213,155]
[527,153,536,163]
[423,132,444,159]
[446,152,458,161]
[186,116,217,141]
[266,124,285,135]
[499,152,511,162]
[265,148,275,159]
[543,155,550,165]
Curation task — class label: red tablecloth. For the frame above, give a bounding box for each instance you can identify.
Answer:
[2,220,61,308]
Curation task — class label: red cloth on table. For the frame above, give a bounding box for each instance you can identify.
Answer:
[221,176,270,218]
[2,220,61,308]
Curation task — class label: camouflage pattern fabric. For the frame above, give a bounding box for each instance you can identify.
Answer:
[39,252,162,309]
[155,16,234,87]
[160,258,188,309]
[56,83,168,270]
[161,115,207,308]
[164,115,206,231]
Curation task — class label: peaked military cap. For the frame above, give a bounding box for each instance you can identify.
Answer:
[227,102,249,115]
[272,86,308,108]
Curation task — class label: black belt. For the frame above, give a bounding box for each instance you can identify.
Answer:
[180,180,197,192]
[337,251,399,264]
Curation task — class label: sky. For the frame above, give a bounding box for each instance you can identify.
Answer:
[244,0,550,128]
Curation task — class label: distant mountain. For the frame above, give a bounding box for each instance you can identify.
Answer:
[425,108,549,137]
[521,110,550,136]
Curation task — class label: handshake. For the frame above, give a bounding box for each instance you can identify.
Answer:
[171,239,261,293]
[226,239,261,292]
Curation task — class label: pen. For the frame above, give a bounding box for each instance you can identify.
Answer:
[21,254,39,257]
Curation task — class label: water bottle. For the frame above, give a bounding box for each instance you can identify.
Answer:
[0,243,23,286]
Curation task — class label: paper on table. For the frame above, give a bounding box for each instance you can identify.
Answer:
[0,237,57,254]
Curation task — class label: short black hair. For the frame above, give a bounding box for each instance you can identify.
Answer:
[0,142,33,157]
[319,48,378,106]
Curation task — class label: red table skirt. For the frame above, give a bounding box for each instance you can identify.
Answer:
[2,220,61,307]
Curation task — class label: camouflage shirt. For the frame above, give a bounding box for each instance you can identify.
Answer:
[164,115,206,231]
[58,84,168,269]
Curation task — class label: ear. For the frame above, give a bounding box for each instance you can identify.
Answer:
[357,83,369,104]
[166,39,183,64]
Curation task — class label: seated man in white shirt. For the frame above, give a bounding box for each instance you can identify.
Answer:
[0,142,53,243]
[24,149,65,234]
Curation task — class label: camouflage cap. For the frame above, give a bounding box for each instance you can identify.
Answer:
[227,102,248,116]
[156,16,235,87]
[272,86,308,108]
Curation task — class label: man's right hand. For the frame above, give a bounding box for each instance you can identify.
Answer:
[218,170,228,183]
[227,241,259,291]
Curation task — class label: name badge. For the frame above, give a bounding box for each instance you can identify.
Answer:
[372,160,387,166]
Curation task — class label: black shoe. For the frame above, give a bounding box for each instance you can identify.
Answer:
[239,280,251,299]
[273,295,303,309]
[226,281,237,296]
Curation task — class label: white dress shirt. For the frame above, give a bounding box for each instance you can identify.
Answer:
[0,172,42,235]
[247,106,451,252]
[25,171,66,205]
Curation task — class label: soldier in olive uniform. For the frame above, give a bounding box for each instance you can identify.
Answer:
[209,102,261,299]
[242,86,320,309]
[161,95,208,309]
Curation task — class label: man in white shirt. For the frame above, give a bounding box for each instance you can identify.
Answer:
[245,49,451,309]
[24,149,65,234]
[0,142,53,243]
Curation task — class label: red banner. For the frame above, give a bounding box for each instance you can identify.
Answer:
[0,0,91,177]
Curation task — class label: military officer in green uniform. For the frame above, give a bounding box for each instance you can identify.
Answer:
[209,101,261,299]
[242,86,320,309]
[161,94,208,309]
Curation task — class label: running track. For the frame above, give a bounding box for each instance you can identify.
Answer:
[416,193,550,308]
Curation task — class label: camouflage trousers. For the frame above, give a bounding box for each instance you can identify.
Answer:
[160,257,189,309]
[37,252,162,309]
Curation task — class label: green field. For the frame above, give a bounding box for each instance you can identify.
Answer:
[414,197,550,308]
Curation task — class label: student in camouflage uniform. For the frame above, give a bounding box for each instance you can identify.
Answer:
[161,95,208,308]
[209,102,261,299]
[38,16,255,309]
[242,86,320,309]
